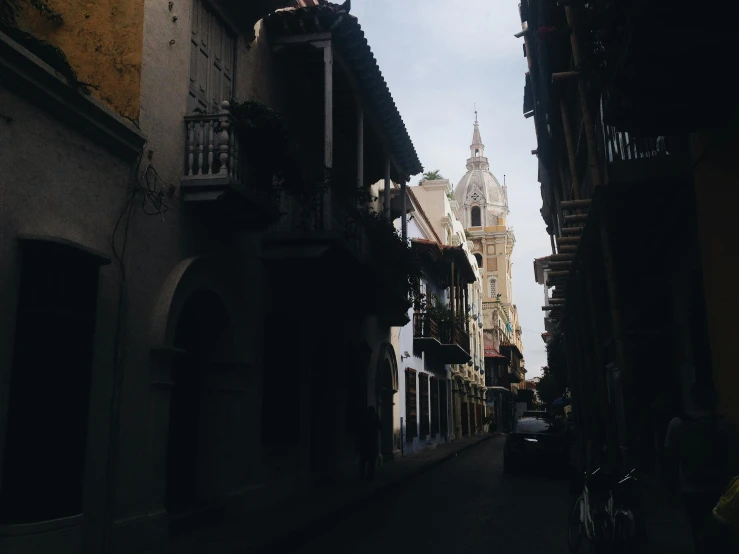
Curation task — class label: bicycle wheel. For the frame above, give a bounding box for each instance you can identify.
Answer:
[613,510,638,554]
[568,496,591,553]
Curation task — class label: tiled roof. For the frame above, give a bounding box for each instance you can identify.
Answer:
[485,348,505,359]
[264,2,422,179]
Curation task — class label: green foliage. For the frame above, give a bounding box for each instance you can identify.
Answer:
[0,0,92,94]
[420,169,442,184]
[536,366,563,408]
[517,388,535,409]
[537,333,569,408]
[229,100,303,193]
[359,206,423,304]
[427,293,452,323]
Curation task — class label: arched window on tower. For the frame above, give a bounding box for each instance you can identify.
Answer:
[470,206,481,227]
[490,278,498,299]
[474,253,483,268]
[475,149,480,157]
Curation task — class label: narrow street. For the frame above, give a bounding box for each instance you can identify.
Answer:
[282,435,571,554]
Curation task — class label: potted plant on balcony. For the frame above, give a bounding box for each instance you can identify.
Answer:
[358,207,423,306]
[228,100,302,195]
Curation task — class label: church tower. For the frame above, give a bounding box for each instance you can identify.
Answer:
[453,117,522,355]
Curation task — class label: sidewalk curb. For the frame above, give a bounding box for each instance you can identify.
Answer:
[253,433,500,553]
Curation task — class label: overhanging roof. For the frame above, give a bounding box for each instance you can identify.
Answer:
[264,2,423,180]
[442,245,477,285]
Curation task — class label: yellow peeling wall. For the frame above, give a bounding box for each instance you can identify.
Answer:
[18,0,144,120]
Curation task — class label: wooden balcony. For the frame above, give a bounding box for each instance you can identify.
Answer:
[180,102,279,230]
[440,320,471,364]
[413,313,471,363]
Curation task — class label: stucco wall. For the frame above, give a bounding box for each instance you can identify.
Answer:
[0,84,141,553]
[19,0,145,119]
[692,129,739,427]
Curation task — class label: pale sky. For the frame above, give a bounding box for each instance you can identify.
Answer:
[352,0,551,377]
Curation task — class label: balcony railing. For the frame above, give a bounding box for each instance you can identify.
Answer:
[267,184,369,264]
[413,313,470,363]
[184,110,242,180]
[604,126,672,163]
[413,312,439,341]
[181,102,276,214]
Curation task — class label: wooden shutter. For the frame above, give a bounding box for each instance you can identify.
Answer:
[439,380,448,435]
[189,0,234,113]
[406,369,417,440]
[430,377,439,436]
[419,374,429,438]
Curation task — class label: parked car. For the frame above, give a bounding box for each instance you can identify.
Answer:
[503,417,568,474]
[522,410,553,420]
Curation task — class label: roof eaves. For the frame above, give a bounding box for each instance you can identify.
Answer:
[264,4,422,179]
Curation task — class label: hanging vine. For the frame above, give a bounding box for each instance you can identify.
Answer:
[0,0,90,93]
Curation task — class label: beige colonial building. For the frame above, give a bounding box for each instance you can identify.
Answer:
[408,179,486,439]
[453,118,524,426]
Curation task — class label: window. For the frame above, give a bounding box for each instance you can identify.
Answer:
[430,377,439,436]
[189,0,235,113]
[405,369,417,440]
[490,278,497,298]
[474,253,483,268]
[470,206,481,227]
[419,374,429,438]
[0,240,102,523]
[475,149,480,157]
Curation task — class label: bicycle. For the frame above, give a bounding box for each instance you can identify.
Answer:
[568,467,639,553]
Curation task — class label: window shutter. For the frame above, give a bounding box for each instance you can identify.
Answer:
[419,374,429,438]
[406,369,417,440]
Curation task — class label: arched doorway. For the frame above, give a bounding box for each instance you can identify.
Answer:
[165,289,232,514]
[375,344,398,459]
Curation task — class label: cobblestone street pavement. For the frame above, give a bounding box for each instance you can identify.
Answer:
[284,435,571,554]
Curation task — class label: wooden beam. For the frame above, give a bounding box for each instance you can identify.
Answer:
[560,199,591,209]
[564,5,603,188]
[531,149,539,155]
[514,29,528,38]
[548,271,570,278]
[560,97,581,200]
[542,305,564,311]
[324,44,333,170]
[552,71,580,82]
[558,245,578,252]
[562,226,583,235]
[548,253,575,261]
[564,213,589,223]
[548,261,572,268]
[557,236,580,245]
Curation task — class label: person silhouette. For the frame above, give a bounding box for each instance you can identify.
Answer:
[358,406,381,482]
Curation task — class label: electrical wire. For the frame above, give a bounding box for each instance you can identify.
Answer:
[111,144,176,281]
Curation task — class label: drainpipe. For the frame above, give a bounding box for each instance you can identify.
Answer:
[103,281,127,553]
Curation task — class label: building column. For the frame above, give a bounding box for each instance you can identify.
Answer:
[322,42,333,230]
[401,179,408,243]
[384,156,391,220]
